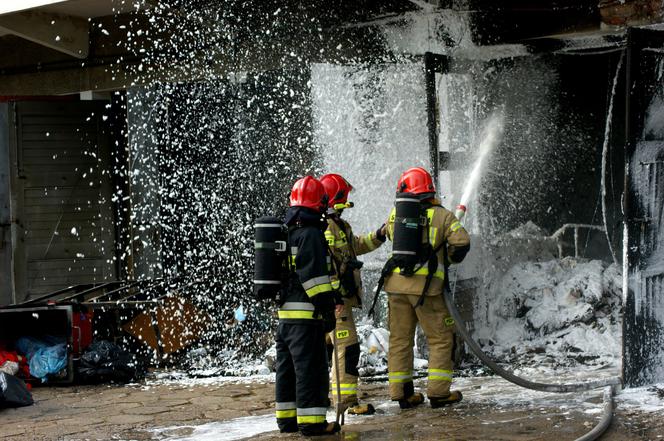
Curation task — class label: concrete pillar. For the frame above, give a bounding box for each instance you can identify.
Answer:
[0,103,14,305]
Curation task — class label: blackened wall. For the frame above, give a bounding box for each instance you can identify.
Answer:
[471,51,625,260]
[0,104,12,305]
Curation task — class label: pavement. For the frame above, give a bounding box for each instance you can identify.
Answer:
[1,374,663,441]
[1,378,274,440]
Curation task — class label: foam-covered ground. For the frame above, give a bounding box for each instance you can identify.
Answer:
[149,372,664,441]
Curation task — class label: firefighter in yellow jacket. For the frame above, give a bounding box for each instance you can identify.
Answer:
[319,173,386,415]
[381,167,470,409]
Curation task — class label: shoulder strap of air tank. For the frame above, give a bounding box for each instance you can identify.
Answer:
[368,258,397,317]
[415,225,448,308]
[327,242,342,278]
[285,224,297,273]
[331,215,347,236]
[275,223,293,306]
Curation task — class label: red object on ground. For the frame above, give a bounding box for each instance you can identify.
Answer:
[72,310,94,357]
[0,350,31,379]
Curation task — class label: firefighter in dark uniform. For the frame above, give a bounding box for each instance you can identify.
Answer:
[275,176,341,436]
[319,173,386,415]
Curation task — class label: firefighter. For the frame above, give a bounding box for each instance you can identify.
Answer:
[383,167,470,409]
[319,173,386,416]
[275,176,341,436]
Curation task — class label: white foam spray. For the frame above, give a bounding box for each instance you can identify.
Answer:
[458,113,504,209]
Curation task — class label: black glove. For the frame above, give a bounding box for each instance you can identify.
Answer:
[312,293,337,333]
[334,289,344,309]
[375,224,387,242]
[312,292,336,316]
[322,310,336,333]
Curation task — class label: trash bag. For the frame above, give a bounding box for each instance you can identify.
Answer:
[15,336,68,382]
[0,372,33,408]
[77,341,147,384]
[366,328,390,355]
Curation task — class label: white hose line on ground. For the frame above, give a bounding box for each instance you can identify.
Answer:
[442,288,619,440]
[574,385,615,441]
[443,289,621,392]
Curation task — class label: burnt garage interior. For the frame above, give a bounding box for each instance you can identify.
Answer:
[0,0,662,387]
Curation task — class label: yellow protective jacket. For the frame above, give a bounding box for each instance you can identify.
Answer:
[383,200,470,296]
[324,216,384,307]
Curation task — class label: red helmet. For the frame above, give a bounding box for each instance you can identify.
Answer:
[289,176,327,211]
[319,173,353,208]
[397,167,436,197]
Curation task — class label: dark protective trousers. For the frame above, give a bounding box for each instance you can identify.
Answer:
[275,322,330,432]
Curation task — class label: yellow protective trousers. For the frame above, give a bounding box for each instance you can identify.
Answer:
[387,293,455,400]
[326,301,361,406]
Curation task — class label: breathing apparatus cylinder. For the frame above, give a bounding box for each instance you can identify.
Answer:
[391,193,425,275]
[253,216,287,300]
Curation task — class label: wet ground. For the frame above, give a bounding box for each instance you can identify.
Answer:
[1,371,663,441]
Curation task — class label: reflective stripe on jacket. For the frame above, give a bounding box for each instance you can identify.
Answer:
[278,225,334,322]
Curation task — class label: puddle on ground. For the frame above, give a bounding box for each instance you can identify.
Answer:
[152,414,277,441]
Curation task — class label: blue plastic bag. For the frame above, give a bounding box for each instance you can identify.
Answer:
[234,305,246,322]
[16,336,68,382]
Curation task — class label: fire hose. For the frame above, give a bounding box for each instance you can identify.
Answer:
[444,269,620,441]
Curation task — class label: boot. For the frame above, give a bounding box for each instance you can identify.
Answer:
[347,402,376,415]
[278,422,298,433]
[430,391,463,408]
[300,421,341,436]
[398,392,425,409]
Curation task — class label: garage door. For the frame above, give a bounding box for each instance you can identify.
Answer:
[10,101,117,302]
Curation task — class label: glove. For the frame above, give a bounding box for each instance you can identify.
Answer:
[312,293,337,333]
[375,224,387,242]
[312,292,336,317]
[334,289,343,306]
[313,293,337,333]
[322,310,336,333]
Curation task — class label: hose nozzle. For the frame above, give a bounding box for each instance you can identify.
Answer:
[455,204,467,221]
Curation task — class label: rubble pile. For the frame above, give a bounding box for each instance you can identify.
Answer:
[475,256,622,368]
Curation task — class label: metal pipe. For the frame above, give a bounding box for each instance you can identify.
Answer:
[549,223,606,259]
[425,52,440,188]
[550,223,606,240]
[556,46,626,56]
[574,227,579,258]
[0,54,143,77]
